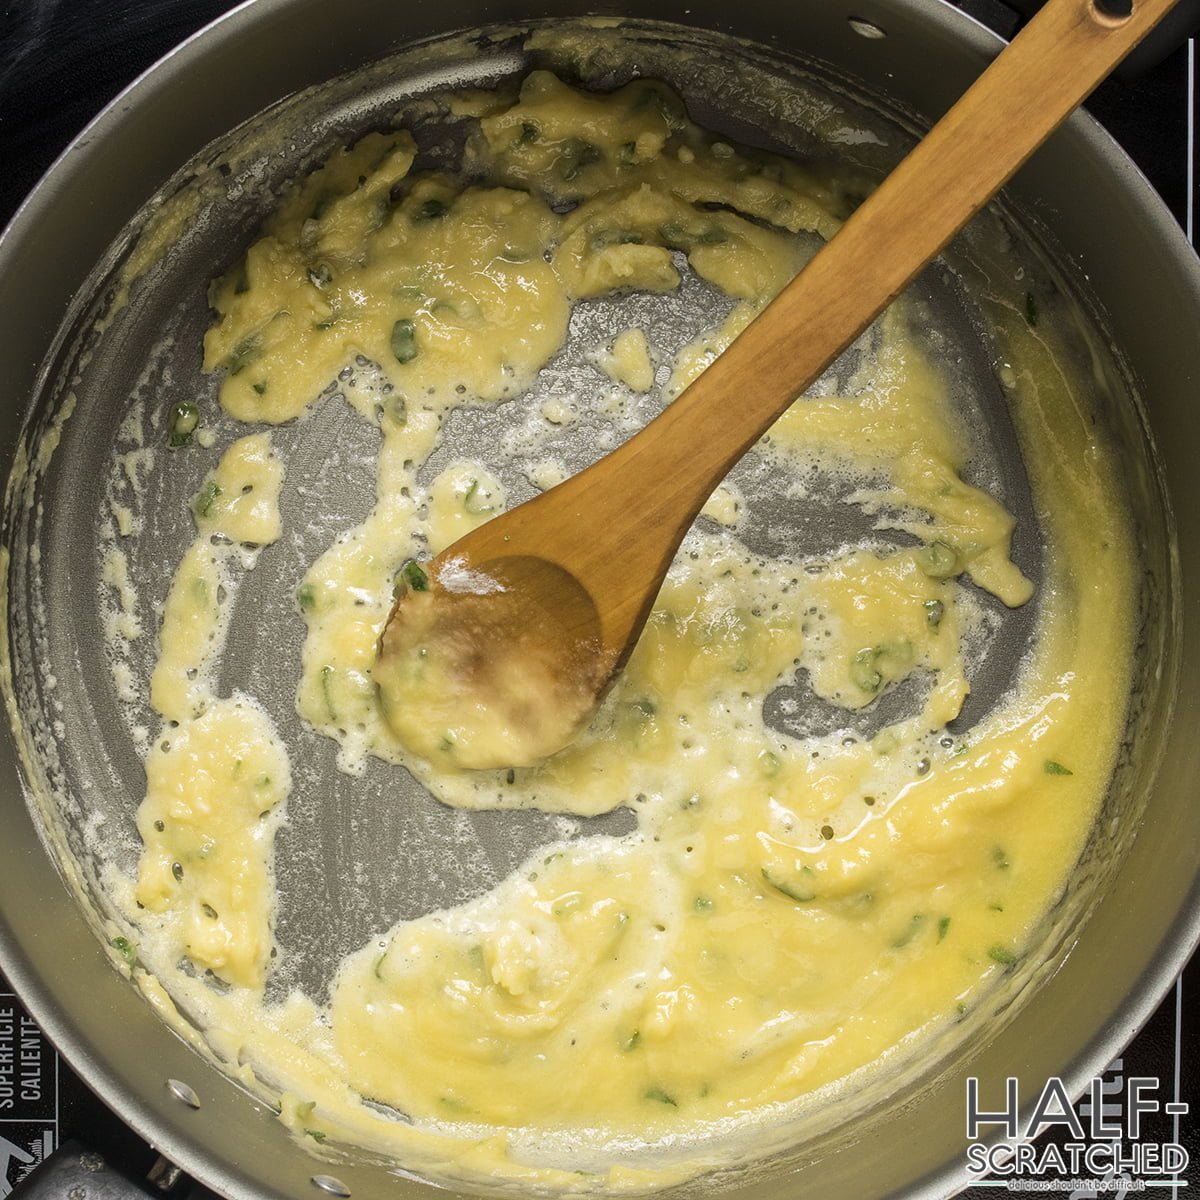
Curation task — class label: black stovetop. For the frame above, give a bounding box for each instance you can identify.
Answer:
[0,2,1196,1197]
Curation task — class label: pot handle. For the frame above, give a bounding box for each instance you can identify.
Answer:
[9,1139,181,1200]
[998,0,1200,76]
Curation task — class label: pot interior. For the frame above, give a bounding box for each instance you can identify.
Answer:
[0,9,1181,1198]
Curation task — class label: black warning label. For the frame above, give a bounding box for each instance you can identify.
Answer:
[0,992,57,1199]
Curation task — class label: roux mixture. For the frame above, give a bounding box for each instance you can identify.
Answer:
[112,70,1133,1186]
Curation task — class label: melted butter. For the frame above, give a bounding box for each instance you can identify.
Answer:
[126,70,1137,1184]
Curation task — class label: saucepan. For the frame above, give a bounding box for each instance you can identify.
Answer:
[0,0,1198,1197]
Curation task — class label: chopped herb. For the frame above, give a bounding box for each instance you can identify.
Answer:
[192,480,222,519]
[373,950,388,980]
[110,935,137,967]
[643,1086,678,1107]
[923,598,945,629]
[622,1030,641,1052]
[988,944,1017,967]
[313,319,336,332]
[398,559,429,592]
[992,847,1011,870]
[758,749,781,777]
[659,219,729,246]
[618,140,638,167]
[918,540,960,579]
[937,916,951,941]
[201,903,218,920]
[589,228,645,251]
[1044,760,1073,776]
[297,583,317,612]
[463,478,494,514]
[304,1130,327,1143]
[761,866,816,904]
[892,913,926,948]
[413,197,448,221]
[307,263,333,289]
[559,139,601,182]
[252,381,267,395]
[166,402,200,449]
[320,664,337,721]
[850,647,884,694]
[517,120,540,145]
[390,318,418,364]
[693,896,713,913]
[1025,291,1039,327]
[223,332,262,376]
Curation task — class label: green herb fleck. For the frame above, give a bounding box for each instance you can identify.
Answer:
[307,263,333,289]
[517,121,540,145]
[223,332,262,376]
[761,866,816,904]
[251,381,267,395]
[992,847,1010,870]
[622,1030,641,1052]
[643,1086,678,1107]
[937,916,951,941]
[167,402,200,449]
[559,139,601,182]
[988,944,1017,967]
[297,583,317,613]
[320,664,337,722]
[758,749,781,777]
[923,598,945,629]
[413,197,447,222]
[918,540,960,579]
[192,480,222,519]
[892,913,927,948]
[850,647,884,694]
[110,936,137,967]
[398,559,429,592]
[693,896,713,913]
[390,318,418,364]
[1044,760,1073,776]
[463,478,494,515]
[589,228,645,252]
[304,1130,327,1143]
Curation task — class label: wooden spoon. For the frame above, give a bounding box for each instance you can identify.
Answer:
[377,0,1177,770]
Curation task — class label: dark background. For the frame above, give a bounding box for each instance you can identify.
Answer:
[0,1,1196,1196]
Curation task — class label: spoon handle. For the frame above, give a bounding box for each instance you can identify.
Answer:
[544,0,1176,590]
[625,0,1176,503]
[430,0,1179,679]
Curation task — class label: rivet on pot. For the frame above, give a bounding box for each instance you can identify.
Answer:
[847,16,888,38]
[311,1174,352,1197]
[166,1078,202,1109]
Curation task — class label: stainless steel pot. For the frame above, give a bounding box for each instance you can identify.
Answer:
[0,1,1197,1197]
